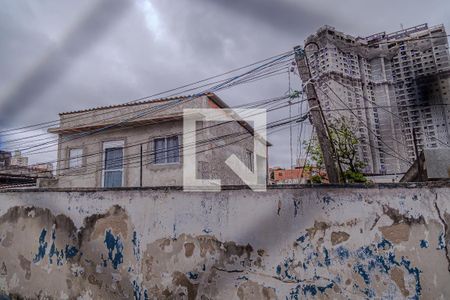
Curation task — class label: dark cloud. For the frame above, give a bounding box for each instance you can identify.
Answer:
[0,0,131,125]
[0,0,449,166]
[197,0,336,37]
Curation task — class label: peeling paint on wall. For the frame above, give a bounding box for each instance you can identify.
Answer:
[0,185,450,299]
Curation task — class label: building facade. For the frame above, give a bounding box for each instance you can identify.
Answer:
[48,94,265,188]
[269,166,328,184]
[0,150,11,168]
[304,23,450,174]
[10,150,28,167]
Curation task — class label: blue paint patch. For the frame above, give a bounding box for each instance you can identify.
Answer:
[132,231,141,261]
[302,285,317,296]
[363,287,375,298]
[276,265,281,275]
[32,227,78,265]
[420,239,429,248]
[172,223,177,239]
[437,232,445,250]
[33,228,48,263]
[293,199,300,217]
[335,246,349,261]
[377,238,393,250]
[354,264,370,284]
[400,256,422,298]
[65,245,78,258]
[374,255,390,274]
[317,282,334,293]
[356,246,373,260]
[277,235,423,299]
[287,281,335,299]
[322,196,335,205]
[187,271,199,280]
[101,254,107,267]
[323,247,331,267]
[104,229,124,269]
[296,233,308,243]
[132,280,149,300]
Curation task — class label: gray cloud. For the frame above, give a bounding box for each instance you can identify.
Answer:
[0,0,449,167]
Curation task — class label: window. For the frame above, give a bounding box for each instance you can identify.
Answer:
[154,136,179,164]
[69,148,83,168]
[246,150,254,172]
[103,141,124,188]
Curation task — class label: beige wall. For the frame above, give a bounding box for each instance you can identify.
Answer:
[54,96,260,188]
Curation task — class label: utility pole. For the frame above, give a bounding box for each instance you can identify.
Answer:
[139,144,143,187]
[412,128,423,181]
[294,45,341,183]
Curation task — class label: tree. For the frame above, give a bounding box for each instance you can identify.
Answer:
[304,117,367,183]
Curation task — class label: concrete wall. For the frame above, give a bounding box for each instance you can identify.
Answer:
[1,183,449,299]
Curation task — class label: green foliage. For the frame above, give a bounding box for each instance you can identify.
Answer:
[289,90,301,99]
[310,174,323,184]
[343,170,367,183]
[304,116,367,183]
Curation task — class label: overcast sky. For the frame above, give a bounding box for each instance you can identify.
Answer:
[1,0,449,167]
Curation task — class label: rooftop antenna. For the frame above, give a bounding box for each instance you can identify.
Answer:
[400,23,404,30]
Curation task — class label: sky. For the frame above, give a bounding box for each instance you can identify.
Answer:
[0,0,449,167]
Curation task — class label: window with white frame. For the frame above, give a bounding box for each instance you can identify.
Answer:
[154,136,179,164]
[69,148,83,168]
[246,150,254,172]
[103,141,124,188]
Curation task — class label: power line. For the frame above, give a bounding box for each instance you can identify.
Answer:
[5,65,293,154]
[329,79,410,153]
[1,64,291,149]
[23,96,308,174]
[4,53,295,154]
[315,84,412,165]
[0,50,294,137]
[1,58,292,146]
[12,93,298,158]
[330,79,450,149]
[52,112,310,178]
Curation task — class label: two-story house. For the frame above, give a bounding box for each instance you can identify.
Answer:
[47,93,268,188]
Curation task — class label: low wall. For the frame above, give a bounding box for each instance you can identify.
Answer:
[0,183,449,299]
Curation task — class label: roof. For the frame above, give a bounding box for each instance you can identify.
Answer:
[59,95,192,115]
[400,148,450,182]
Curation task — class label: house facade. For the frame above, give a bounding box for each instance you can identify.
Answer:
[47,94,266,188]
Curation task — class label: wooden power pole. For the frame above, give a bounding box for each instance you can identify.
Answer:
[294,45,341,183]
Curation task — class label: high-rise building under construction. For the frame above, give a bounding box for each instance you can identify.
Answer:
[304,24,450,174]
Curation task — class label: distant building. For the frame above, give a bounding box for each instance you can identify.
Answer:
[48,93,268,188]
[0,163,53,189]
[30,163,53,173]
[269,166,328,184]
[304,23,450,174]
[0,150,11,168]
[10,150,28,167]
